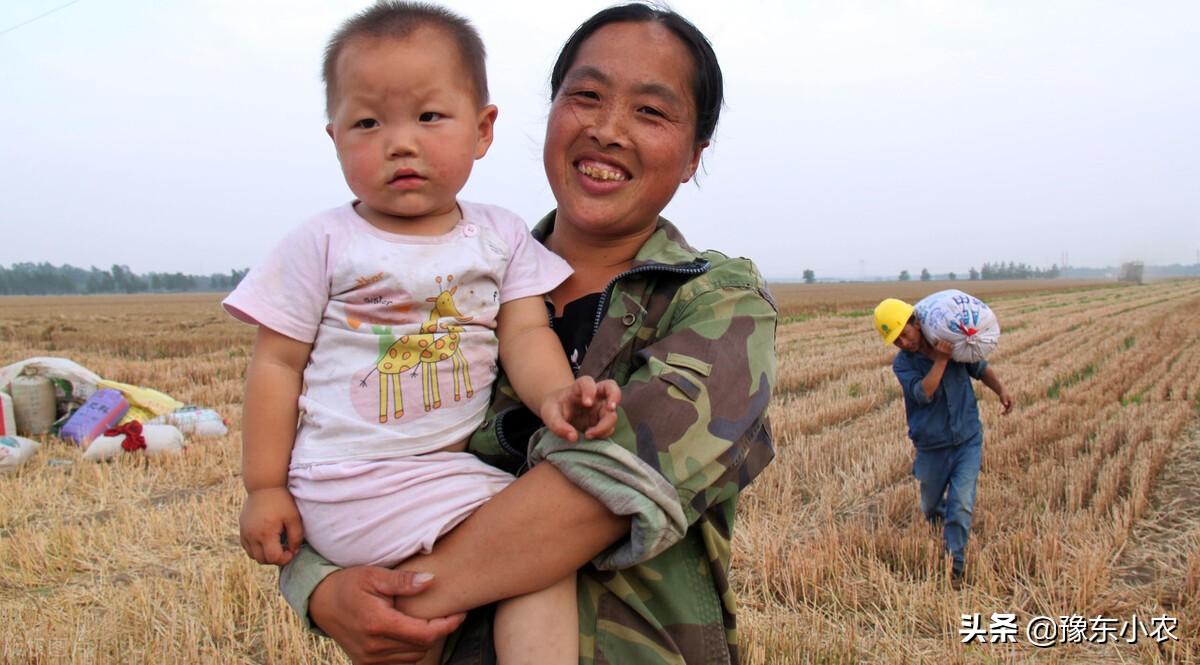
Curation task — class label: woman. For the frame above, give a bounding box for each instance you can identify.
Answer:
[281,5,777,663]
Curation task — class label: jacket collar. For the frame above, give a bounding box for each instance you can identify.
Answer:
[531,211,706,270]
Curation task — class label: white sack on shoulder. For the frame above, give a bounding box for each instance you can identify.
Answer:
[82,425,185,462]
[914,289,1001,364]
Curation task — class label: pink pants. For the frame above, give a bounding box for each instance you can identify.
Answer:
[289,451,514,568]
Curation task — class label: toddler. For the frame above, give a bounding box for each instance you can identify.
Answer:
[224,3,617,663]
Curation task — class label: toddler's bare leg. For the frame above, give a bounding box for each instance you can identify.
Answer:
[493,574,577,665]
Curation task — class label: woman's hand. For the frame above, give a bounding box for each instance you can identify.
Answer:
[540,376,622,441]
[239,486,303,566]
[310,567,466,665]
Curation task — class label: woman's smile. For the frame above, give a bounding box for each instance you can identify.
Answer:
[575,159,629,182]
[574,156,631,196]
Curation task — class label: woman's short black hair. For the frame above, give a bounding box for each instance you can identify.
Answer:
[549,3,723,144]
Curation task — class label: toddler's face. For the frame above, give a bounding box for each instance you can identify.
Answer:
[327,30,495,235]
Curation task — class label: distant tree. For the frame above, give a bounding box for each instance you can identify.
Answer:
[920,268,931,281]
[111,264,131,292]
[802,269,815,284]
[110,264,148,293]
[948,272,957,281]
[898,270,911,281]
[86,266,114,294]
[968,267,979,281]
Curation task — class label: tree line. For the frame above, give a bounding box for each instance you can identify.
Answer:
[899,263,1061,281]
[799,262,1063,283]
[0,262,248,295]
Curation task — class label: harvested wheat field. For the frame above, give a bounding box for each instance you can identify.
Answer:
[1,280,1197,663]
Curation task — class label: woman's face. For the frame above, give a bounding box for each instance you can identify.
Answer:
[544,21,706,239]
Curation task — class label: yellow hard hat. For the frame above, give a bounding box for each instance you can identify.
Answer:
[874,298,914,345]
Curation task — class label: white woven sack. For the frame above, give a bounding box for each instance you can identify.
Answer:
[914,289,1000,363]
[82,424,185,462]
[0,435,41,473]
[0,357,103,392]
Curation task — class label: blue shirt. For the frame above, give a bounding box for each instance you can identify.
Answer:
[893,351,987,450]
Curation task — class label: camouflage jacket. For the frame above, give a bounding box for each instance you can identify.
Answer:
[279,212,777,665]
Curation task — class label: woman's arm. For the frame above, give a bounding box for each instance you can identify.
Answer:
[393,463,630,618]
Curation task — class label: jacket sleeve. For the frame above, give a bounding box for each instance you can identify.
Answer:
[529,269,777,569]
[893,354,934,405]
[277,544,341,634]
[966,358,989,380]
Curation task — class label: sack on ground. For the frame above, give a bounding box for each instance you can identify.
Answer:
[83,424,185,461]
[151,406,229,438]
[0,357,103,392]
[0,435,41,473]
[61,389,130,446]
[0,391,16,437]
[914,289,1000,363]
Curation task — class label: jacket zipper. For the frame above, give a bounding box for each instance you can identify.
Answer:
[590,260,711,337]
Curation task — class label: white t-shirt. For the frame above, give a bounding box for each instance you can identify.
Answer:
[224,201,571,465]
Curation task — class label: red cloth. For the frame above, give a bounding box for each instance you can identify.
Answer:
[105,421,146,452]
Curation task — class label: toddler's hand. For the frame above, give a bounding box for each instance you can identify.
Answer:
[540,376,622,442]
[240,486,304,566]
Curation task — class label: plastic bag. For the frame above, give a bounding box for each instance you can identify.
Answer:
[96,379,184,425]
[914,289,1001,363]
[83,424,185,461]
[150,406,229,438]
[0,435,41,473]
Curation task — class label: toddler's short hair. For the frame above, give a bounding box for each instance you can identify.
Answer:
[323,1,489,117]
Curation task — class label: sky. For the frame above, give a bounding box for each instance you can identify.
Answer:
[2,0,1197,281]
